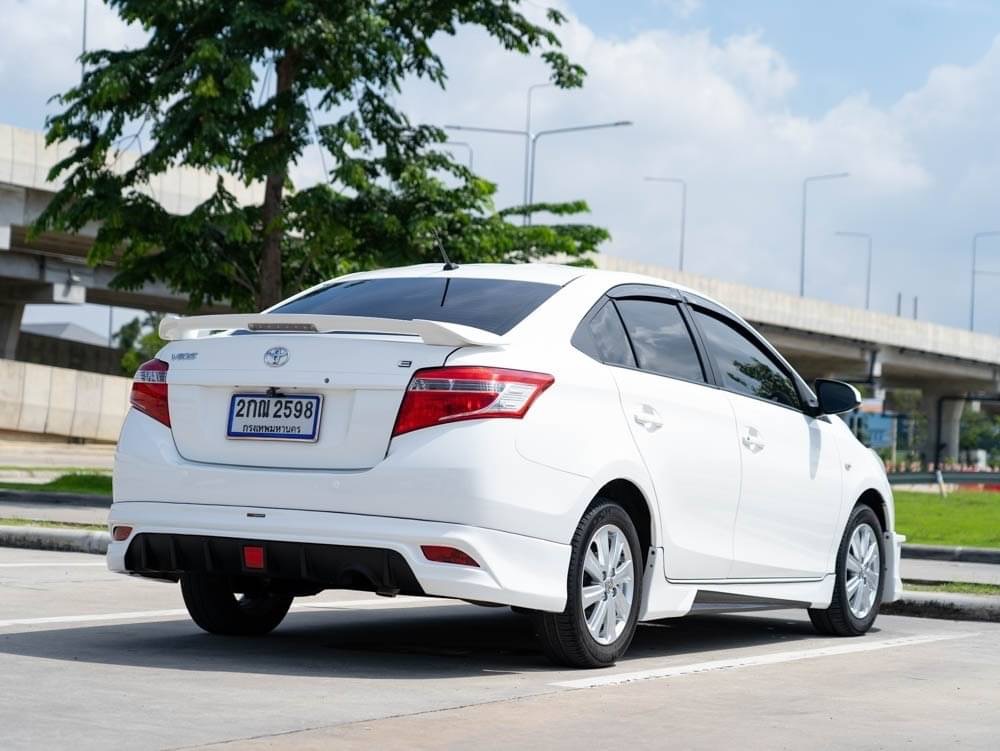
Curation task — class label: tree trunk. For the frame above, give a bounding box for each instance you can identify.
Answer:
[257,51,297,310]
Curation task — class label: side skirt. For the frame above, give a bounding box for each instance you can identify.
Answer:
[638,548,835,620]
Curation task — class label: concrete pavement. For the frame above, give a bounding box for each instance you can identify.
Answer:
[0,437,115,471]
[0,547,997,750]
[903,558,1000,585]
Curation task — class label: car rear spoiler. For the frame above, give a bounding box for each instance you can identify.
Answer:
[158,314,506,347]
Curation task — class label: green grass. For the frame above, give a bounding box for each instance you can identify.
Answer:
[0,473,112,496]
[0,517,106,531]
[894,490,1000,549]
[904,581,1000,597]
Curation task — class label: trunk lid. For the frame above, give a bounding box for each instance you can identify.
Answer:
[162,333,453,470]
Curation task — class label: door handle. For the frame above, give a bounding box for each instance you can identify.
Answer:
[741,426,765,453]
[633,405,664,431]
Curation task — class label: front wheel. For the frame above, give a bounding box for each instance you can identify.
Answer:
[180,574,293,636]
[534,501,643,668]
[809,505,885,636]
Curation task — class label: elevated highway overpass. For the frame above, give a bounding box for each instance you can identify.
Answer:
[2,123,995,462]
[598,260,1000,465]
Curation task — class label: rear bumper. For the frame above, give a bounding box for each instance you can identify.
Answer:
[107,501,571,612]
[115,409,592,545]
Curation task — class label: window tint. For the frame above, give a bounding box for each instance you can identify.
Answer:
[692,310,802,409]
[273,277,559,335]
[615,299,704,382]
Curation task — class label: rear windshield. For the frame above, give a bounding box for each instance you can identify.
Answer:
[272,277,561,335]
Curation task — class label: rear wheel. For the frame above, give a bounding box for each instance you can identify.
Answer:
[534,501,643,668]
[180,574,293,636]
[809,505,885,636]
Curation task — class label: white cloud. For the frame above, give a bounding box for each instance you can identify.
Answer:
[0,0,145,128]
[391,6,998,327]
[7,1,1000,330]
[656,0,703,19]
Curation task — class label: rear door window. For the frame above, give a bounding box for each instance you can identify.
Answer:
[615,299,705,382]
[274,277,561,335]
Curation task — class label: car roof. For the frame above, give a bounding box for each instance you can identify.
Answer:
[333,262,585,286]
[296,262,740,321]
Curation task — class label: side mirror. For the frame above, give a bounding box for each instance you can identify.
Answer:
[814,379,861,415]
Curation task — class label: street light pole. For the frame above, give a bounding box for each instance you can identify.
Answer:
[644,177,687,270]
[835,231,872,310]
[444,141,473,170]
[528,120,633,224]
[523,83,553,224]
[800,172,849,297]
[81,0,88,83]
[970,231,1000,331]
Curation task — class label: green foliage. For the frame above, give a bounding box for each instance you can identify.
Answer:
[115,312,166,376]
[0,473,112,496]
[35,1,606,312]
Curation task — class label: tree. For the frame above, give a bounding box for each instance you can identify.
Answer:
[114,312,166,376]
[35,1,608,312]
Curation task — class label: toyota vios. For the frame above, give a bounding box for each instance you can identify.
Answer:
[109,264,903,667]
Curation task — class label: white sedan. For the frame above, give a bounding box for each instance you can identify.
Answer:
[109,263,903,667]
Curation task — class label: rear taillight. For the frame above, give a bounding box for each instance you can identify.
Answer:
[392,366,554,437]
[130,358,171,427]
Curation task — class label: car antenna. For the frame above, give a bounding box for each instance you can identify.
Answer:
[434,232,458,271]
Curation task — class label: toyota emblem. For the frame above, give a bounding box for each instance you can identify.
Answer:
[264,346,290,367]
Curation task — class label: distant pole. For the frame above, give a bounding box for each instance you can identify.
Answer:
[81,0,88,83]
[970,231,1000,331]
[912,296,918,320]
[523,83,553,225]
[835,231,873,309]
[896,292,902,316]
[800,172,849,297]
[644,177,688,270]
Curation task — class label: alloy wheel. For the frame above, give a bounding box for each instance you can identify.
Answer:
[581,523,635,645]
[845,522,881,619]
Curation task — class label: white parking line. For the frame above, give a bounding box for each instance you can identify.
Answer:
[0,596,461,629]
[550,632,977,689]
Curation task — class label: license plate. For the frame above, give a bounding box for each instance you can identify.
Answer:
[226,394,323,441]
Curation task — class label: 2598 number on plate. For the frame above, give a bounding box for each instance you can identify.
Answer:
[227,394,322,441]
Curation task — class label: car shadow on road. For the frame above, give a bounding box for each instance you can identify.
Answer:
[0,603,841,679]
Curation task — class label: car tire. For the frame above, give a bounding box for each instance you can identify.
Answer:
[534,500,643,668]
[808,505,885,637]
[180,574,293,636]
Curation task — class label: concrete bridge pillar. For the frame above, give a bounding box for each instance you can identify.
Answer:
[0,302,23,360]
[921,390,964,468]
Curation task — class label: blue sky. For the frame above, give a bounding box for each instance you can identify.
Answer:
[7,0,1000,336]
[573,0,1000,115]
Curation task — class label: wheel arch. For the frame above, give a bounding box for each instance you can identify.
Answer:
[855,487,889,533]
[590,478,655,566]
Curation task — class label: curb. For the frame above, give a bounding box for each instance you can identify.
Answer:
[881,591,1000,623]
[902,544,1000,565]
[0,525,109,555]
[0,488,112,508]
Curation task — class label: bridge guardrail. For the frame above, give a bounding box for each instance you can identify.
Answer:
[887,472,1000,485]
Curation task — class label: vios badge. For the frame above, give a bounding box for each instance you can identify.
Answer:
[263,346,290,367]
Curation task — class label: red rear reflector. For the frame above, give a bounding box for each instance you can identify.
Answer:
[243,545,266,570]
[112,525,133,542]
[130,358,171,427]
[421,545,479,567]
[392,366,554,437]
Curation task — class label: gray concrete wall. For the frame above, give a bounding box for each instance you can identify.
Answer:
[0,358,129,442]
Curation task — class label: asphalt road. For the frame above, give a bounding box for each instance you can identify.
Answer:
[1,547,997,750]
